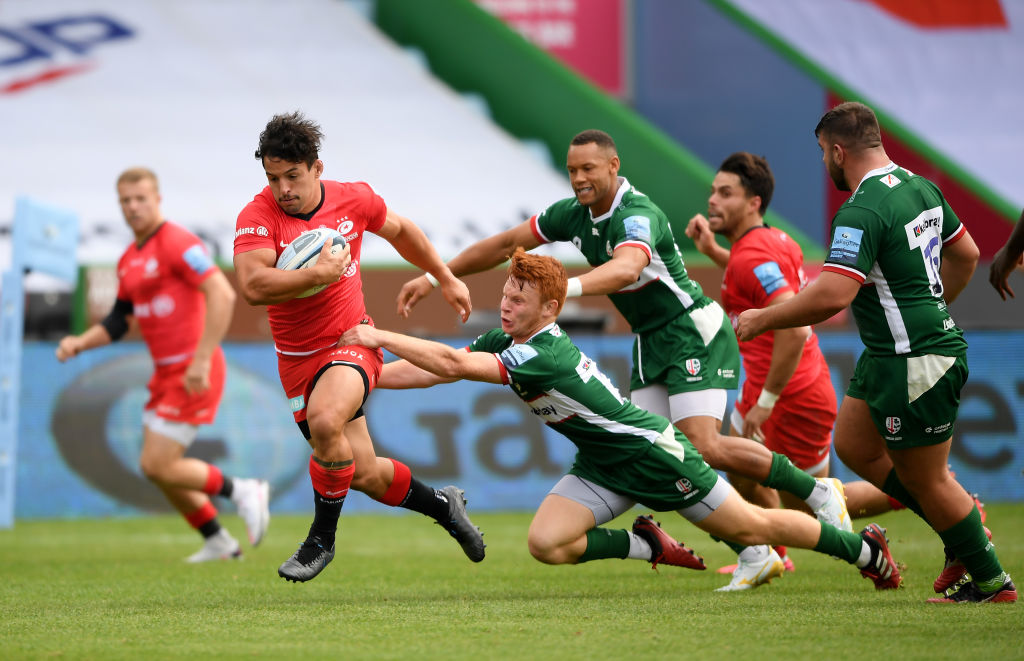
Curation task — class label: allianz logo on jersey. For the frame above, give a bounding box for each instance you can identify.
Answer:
[236,226,269,238]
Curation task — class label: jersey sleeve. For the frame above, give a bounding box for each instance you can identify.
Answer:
[465,329,513,385]
[350,181,388,234]
[497,343,557,391]
[611,211,656,260]
[940,198,966,245]
[234,196,277,255]
[167,227,216,287]
[466,328,510,353]
[531,199,574,244]
[822,207,879,284]
[731,248,798,308]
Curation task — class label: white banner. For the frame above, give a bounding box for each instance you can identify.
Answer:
[0,0,579,282]
[725,0,1024,211]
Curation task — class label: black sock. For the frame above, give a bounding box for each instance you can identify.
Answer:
[399,478,451,522]
[199,519,221,539]
[309,490,345,547]
[218,477,235,499]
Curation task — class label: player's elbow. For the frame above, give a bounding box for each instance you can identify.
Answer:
[237,278,271,306]
[238,285,263,306]
[434,352,468,380]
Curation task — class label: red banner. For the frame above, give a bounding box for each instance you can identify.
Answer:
[477,0,626,96]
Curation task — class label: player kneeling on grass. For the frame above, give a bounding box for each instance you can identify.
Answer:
[340,249,902,590]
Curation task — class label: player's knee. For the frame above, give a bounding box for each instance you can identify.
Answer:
[138,454,168,483]
[691,437,722,467]
[527,530,568,564]
[305,409,344,447]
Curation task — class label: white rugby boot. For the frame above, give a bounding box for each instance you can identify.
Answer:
[812,477,853,533]
[716,546,785,592]
[232,478,270,546]
[186,528,241,563]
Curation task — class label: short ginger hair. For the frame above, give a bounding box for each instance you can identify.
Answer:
[507,248,568,315]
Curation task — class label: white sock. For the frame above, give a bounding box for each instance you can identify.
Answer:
[626,531,654,560]
[738,545,771,563]
[855,540,872,568]
[805,480,830,510]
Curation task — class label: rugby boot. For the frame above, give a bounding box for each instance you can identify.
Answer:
[632,514,706,571]
[716,546,785,592]
[859,523,902,589]
[232,478,270,546]
[933,526,992,593]
[813,478,852,532]
[436,485,485,562]
[928,575,1017,604]
[186,529,241,563]
[278,535,335,582]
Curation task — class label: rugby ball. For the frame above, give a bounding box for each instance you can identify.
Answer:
[276,228,348,298]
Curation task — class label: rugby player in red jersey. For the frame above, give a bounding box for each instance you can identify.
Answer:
[57,167,270,562]
[686,152,902,589]
[233,112,484,582]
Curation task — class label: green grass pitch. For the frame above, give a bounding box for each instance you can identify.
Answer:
[2,505,1021,659]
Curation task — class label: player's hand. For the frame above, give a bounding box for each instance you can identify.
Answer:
[742,404,771,443]
[396,275,434,318]
[56,335,84,362]
[183,355,212,395]
[340,322,380,349]
[313,239,352,286]
[736,308,767,342]
[439,275,472,323]
[685,214,717,257]
[988,247,1022,300]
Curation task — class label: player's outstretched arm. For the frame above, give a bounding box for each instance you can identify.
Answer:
[736,271,857,341]
[396,220,539,318]
[989,212,1024,300]
[340,324,505,384]
[377,209,472,322]
[571,245,649,296]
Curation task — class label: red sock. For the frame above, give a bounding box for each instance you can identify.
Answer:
[184,502,218,529]
[773,545,788,558]
[378,459,412,506]
[309,455,355,501]
[202,465,224,496]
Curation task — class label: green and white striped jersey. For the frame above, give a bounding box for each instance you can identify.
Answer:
[469,324,680,467]
[529,178,709,334]
[822,163,967,356]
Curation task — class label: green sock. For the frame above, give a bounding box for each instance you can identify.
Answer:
[760,452,816,500]
[710,534,747,555]
[813,522,862,564]
[881,469,926,519]
[577,527,630,563]
[938,505,1004,585]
